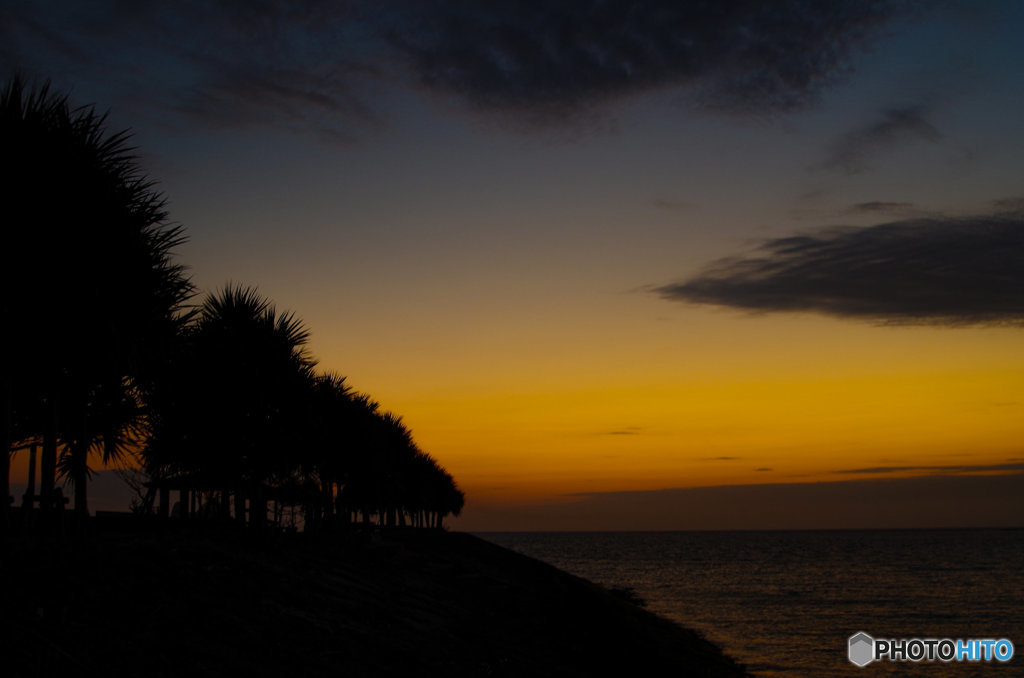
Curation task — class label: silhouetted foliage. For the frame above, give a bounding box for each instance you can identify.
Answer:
[143,285,315,527]
[143,286,464,531]
[1,76,193,531]
[4,76,464,538]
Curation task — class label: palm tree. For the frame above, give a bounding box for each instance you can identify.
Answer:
[408,453,463,529]
[298,372,356,529]
[145,285,316,528]
[435,465,465,529]
[1,76,193,532]
[56,375,148,517]
[330,392,380,526]
[372,411,417,528]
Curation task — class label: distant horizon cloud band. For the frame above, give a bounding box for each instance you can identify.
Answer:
[465,472,1024,531]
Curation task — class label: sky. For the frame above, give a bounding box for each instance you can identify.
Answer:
[4,0,1023,530]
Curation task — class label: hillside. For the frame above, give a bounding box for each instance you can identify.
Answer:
[4,528,749,677]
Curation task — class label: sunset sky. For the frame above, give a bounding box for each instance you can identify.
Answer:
[5,1,1023,529]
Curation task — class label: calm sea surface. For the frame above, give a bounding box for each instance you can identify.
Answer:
[477,530,1024,677]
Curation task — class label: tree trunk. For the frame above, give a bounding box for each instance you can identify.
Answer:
[71,440,89,520]
[40,396,59,522]
[22,443,38,511]
[304,499,315,533]
[234,489,246,525]
[69,400,92,527]
[159,484,169,520]
[0,377,10,535]
[322,482,333,520]
[250,483,266,530]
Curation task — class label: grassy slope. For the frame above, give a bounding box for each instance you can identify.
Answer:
[3,529,749,677]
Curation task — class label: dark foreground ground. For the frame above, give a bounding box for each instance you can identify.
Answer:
[3,528,749,677]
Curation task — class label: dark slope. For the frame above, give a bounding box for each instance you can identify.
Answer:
[4,529,749,677]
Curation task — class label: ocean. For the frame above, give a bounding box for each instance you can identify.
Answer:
[477,529,1024,677]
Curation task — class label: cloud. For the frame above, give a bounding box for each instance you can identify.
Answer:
[993,197,1024,211]
[170,63,378,136]
[653,199,698,211]
[0,1,934,132]
[701,456,742,461]
[655,212,1024,326]
[386,0,919,122]
[755,467,774,472]
[457,473,1024,530]
[833,462,1024,475]
[821,104,942,172]
[845,201,919,215]
[0,1,379,134]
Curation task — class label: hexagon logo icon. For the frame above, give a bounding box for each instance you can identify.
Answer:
[849,632,875,667]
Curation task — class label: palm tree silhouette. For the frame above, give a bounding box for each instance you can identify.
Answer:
[1,76,193,533]
[299,372,357,529]
[145,285,316,528]
[2,77,467,537]
[56,376,148,517]
[328,397,464,530]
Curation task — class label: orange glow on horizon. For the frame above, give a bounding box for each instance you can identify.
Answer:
[9,314,1022,527]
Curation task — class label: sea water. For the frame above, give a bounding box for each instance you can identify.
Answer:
[477,530,1024,677]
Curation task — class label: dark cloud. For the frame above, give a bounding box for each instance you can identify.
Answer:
[607,427,641,435]
[846,201,918,214]
[387,0,920,122]
[755,467,774,472]
[170,63,378,136]
[701,456,741,461]
[993,197,1024,211]
[653,199,699,211]
[0,1,377,134]
[461,473,1024,530]
[833,462,1024,475]
[656,212,1024,326]
[821,104,942,172]
[0,1,933,132]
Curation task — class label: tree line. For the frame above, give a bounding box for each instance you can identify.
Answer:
[1,76,464,536]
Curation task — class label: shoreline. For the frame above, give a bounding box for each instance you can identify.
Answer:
[4,529,749,677]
